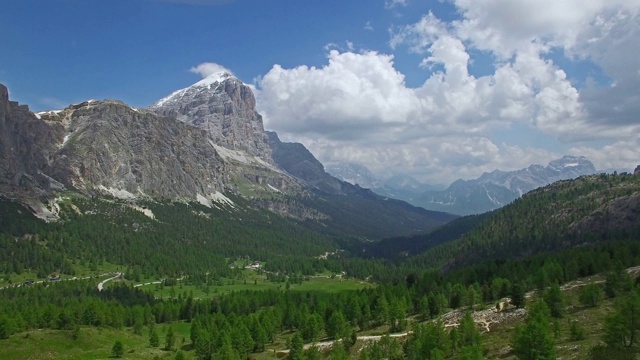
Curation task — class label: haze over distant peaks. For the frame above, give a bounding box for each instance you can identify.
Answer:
[417,155,597,215]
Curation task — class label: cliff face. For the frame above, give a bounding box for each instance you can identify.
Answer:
[0,80,298,207]
[42,100,228,200]
[0,84,58,198]
[149,72,272,163]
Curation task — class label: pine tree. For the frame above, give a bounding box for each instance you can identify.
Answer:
[511,283,526,309]
[288,332,304,360]
[511,300,555,360]
[578,283,603,308]
[149,328,160,347]
[165,325,176,350]
[111,340,124,358]
[543,284,565,318]
[604,292,640,348]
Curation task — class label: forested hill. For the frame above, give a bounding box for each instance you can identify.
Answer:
[0,195,337,278]
[404,172,640,271]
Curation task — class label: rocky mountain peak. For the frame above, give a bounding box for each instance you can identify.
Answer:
[149,73,272,163]
[635,165,640,176]
[416,155,598,215]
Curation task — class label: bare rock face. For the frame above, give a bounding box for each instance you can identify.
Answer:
[149,72,273,163]
[634,165,640,176]
[0,82,297,207]
[45,100,228,200]
[0,84,58,198]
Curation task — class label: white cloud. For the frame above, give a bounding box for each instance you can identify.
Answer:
[257,1,640,184]
[385,0,408,10]
[364,21,374,31]
[189,62,233,78]
[570,139,640,172]
[258,50,420,139]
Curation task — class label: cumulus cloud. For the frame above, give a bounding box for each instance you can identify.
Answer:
[258,1,640,184]
[189,62,233,78]
[258,50,420,139]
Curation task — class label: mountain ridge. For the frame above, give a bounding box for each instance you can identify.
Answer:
[417,155,597,215]
[0,82,453,239]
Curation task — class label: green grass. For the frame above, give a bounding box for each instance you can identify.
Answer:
[1,323,191,360]
[0,260,125,288]
[136,271,372,299]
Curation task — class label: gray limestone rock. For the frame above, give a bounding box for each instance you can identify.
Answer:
[47,100,228,200]
[0,84,57,198]
[149,72,273,164]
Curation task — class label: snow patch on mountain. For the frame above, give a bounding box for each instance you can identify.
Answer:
[153,72,234,107]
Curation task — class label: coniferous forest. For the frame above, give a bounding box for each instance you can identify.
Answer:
[1,172,640,359]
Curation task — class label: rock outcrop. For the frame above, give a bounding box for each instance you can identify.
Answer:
[634,165,640,176]
[267,131,349,195]
[0,84,58,199]
[149,72,272,163]
[43,100,228,200]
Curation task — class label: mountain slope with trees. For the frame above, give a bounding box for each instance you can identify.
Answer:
[405,172,640,272]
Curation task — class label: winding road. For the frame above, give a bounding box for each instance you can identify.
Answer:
[97,272,123,291]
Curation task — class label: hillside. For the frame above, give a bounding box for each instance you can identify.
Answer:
[405,172,640,271]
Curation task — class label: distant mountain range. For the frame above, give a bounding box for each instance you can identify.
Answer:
[327,156,598,216]
[417,156,597,215]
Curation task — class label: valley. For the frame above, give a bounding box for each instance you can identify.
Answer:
[1,39,639,360]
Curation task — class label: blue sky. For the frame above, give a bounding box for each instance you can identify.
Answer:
[1,0,639,184]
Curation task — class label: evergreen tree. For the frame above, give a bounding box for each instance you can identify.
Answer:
[511,300,555,360]
[327,310,348,340]
[330,342,350,360]
[287,332,304,360]
[543,284,565,318]
[511,283,526,309]
[218,333,241,360]
[579,283,604,307]
[165,325,176,351]
[604,292,640,349]
[0,317,11,339]
[305,345,323,360]
[149,328,160,348]
[569,320,585,341]
[111,340,124,358]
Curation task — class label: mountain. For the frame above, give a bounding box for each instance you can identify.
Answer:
[325,162,445,204]
[0,84,59,203]
[267,132,457,239]
[406,171,640,271]
[0,81,453,239]
[149,71,272,162]
[416,156,597,215]
[325,163,381,189]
